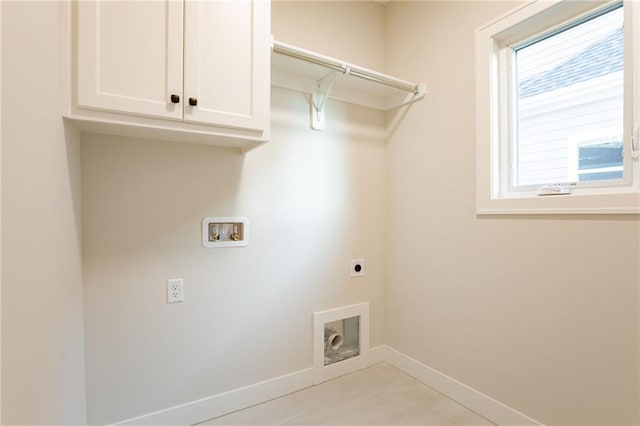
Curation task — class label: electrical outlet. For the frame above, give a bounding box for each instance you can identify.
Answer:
[351,259,366,277]
[167,279,184,303]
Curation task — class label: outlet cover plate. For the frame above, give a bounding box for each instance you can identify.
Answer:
[351,259,366,277]
[167,279,184,303]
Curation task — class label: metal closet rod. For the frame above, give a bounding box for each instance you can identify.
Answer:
[272,40,421,95]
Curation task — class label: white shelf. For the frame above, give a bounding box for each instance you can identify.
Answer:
[271,40,425,113]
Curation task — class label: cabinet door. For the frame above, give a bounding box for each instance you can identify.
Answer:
[183,0,269,131]
[76,1,183,120]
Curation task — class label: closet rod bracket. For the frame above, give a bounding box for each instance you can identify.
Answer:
[311,71,338,130]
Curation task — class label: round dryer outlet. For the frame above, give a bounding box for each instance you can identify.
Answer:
[351,259,366,277]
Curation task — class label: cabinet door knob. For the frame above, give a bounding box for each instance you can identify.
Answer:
[189,97,198,107]
[170,94,180,104]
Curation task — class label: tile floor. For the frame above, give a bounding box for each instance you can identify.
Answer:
[201,362,495,425]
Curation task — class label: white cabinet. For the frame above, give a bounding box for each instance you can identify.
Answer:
[67,0,270,152]
[76,1,184,121]
[183,1,266,131]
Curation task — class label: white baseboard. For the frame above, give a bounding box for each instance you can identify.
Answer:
[110,346,385,426]
[111,368,314,426]
[368,344,386,366]
[384,346,544,426]
[110,345,542,426]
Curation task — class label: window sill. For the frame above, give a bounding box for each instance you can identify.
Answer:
[476,191,640,214]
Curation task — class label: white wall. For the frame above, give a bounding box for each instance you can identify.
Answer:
[82,3,388,423]
[1,1,86,424]
[385,2,640,425]
[272,1,386,71]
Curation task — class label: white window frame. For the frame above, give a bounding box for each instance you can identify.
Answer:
[475,0,640,214]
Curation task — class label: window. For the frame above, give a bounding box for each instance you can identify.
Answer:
[476,0,640,214]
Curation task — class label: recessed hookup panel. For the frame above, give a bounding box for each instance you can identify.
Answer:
[312,302,370,384]
[202,217,249,248]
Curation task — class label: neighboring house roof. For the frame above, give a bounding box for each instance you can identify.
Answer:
[519,27,623,99]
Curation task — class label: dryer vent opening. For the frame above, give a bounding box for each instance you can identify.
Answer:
[323,316,359,366]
